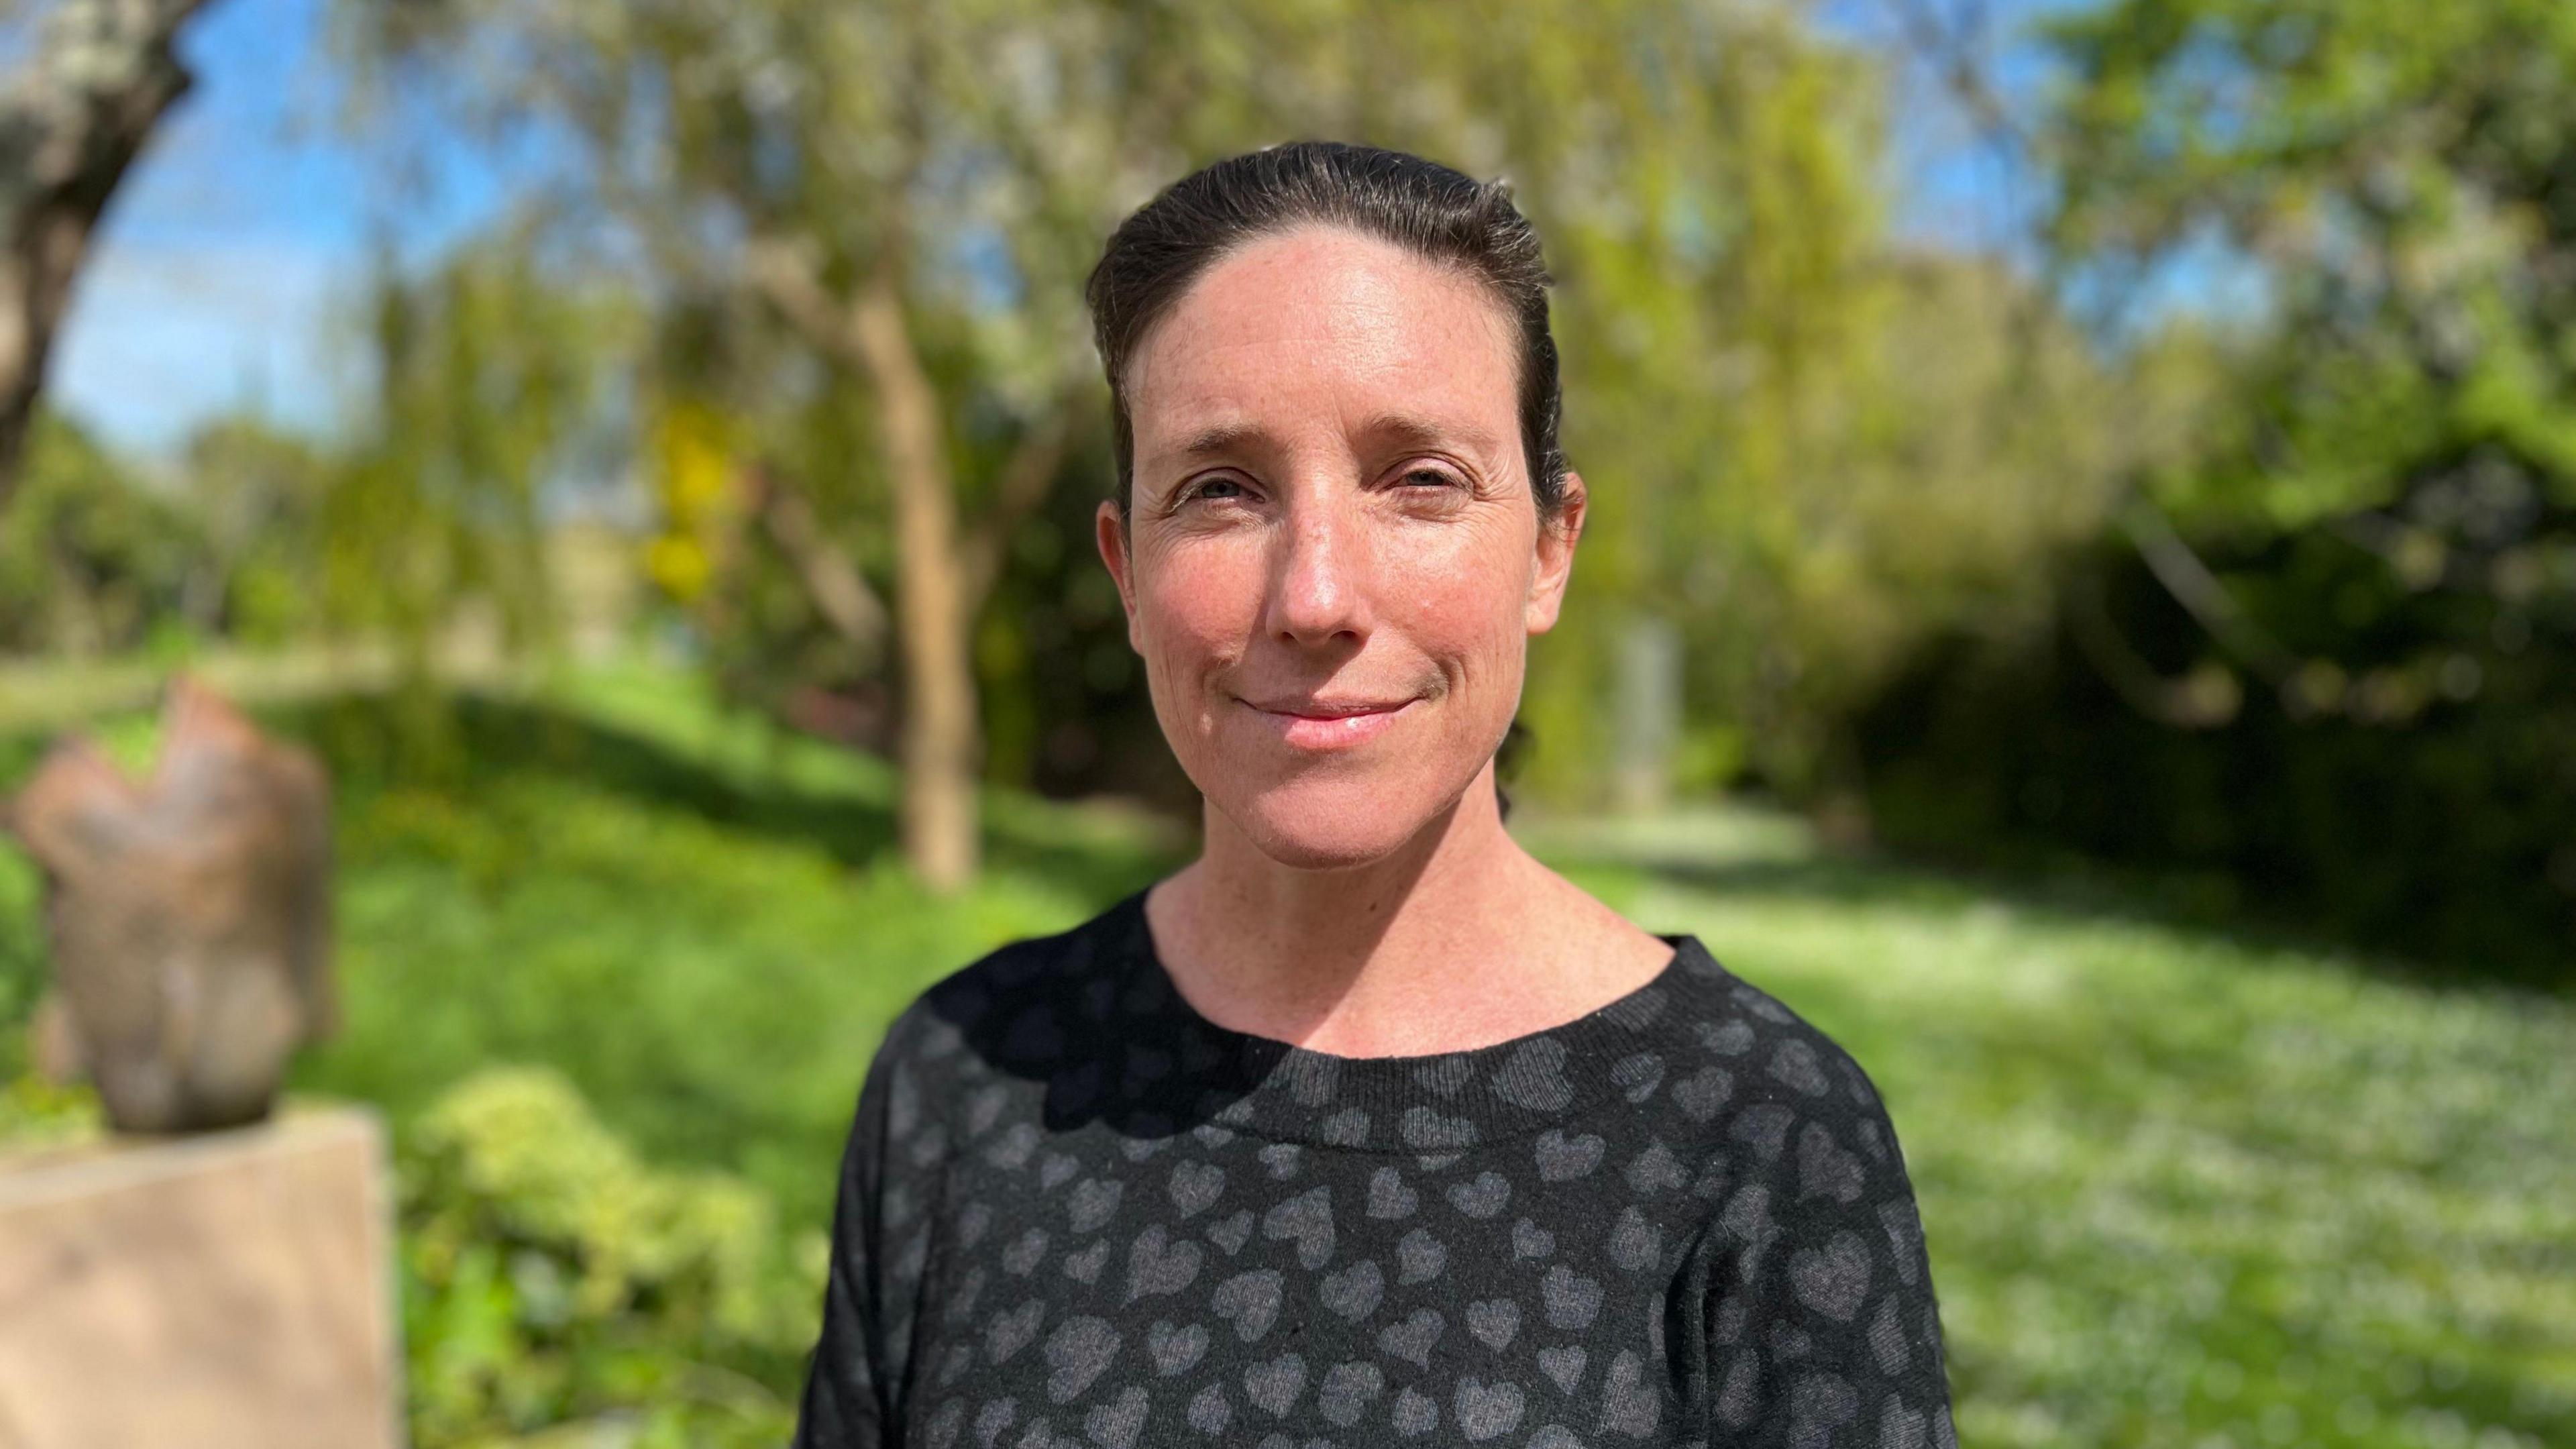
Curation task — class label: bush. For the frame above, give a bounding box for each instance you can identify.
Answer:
[1855,527,2576,987]
[398,1067,822,1448]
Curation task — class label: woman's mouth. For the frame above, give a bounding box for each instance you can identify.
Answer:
[1242,696,1419,751]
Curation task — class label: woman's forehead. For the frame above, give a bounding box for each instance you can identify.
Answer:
[1126,225,1520,466]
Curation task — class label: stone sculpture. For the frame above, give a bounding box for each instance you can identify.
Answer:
[5,676,335,1132]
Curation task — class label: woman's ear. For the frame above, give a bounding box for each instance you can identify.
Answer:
[1524,471,1587,635]
[1095,498,1141,649]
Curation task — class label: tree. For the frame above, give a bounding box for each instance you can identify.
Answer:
[174,413,335,643]
[0,0,221,505]
[0,405,200,653]
[2043,0,2576,615]
[341,0,2104,875]
[2026,0,2576,748]
[1845,0,2576,978]
[343,0,1240,892]
[325,229,633,669]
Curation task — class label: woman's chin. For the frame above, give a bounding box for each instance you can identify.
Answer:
[1218,778,1444,871]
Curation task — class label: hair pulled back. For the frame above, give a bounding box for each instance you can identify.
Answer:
[1083,140,1568,529]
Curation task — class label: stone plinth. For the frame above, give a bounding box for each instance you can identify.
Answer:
[0,1104,403,1449]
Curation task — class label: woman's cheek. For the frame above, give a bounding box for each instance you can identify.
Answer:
[1135,576,1226,685]
[1401,573,1517,674]
[1150,539,1263,635]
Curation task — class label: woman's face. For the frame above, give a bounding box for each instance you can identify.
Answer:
[1096,224,1585,870]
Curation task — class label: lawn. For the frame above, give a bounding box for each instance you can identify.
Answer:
[1514,812,2576,1449]
[0,659,2567,1448]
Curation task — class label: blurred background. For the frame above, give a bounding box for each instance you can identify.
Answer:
[0,0,2569,1444]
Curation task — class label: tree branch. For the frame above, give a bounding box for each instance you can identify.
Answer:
[2115,490,2300,684]
[743,229,1087,621]
[744,462,889,659]
[962,396,1084,611]
[0,0,217,500]
[1882,0,2024,151]
[2061,561,2240,728]
[743,235,865,366]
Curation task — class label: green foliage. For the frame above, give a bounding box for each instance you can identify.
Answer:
[0,278,610,691]
[1851,0,2576,980]
[399,1066,815,1448]
[965,425,1195,808]
[327,230,639,666]
[323,0,2132,813]
[1857,527,2576,982]
[276,661,1179,1228]
[176,417,339,645]
[0,410,205,656]
[2043,0,2576,557]
[0,1071,103,1148]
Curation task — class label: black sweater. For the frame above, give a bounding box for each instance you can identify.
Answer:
[793,888,1958,1448]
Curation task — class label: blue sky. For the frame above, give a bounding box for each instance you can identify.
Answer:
[47,0,512,458]
[50,0,2103,462]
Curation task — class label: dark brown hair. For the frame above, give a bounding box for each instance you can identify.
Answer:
[1084,140,1568,530]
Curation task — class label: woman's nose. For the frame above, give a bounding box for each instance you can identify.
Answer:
[1266,490,1373,645]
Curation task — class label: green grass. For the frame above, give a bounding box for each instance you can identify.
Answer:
[1517,810,2576,1449]
[1,660,2568,1447]
[288,663,1187,1233]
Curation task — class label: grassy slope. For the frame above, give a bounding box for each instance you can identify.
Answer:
[1,662,2568,1448]
[286,661,1186,1231]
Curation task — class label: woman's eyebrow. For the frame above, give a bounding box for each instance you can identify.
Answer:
[1358,412,1503,459]
[1148,413,1498,472]
[1175,421,1272,460]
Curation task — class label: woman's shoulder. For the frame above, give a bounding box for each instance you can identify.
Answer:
[869,888,1146,1079]
[1656,937,1915,1163]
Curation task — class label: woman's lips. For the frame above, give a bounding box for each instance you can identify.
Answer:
[1245,697,1418,750]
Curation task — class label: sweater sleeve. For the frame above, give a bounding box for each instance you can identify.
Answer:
[1703,1037,1959,1448]
[792,1024,906,1449]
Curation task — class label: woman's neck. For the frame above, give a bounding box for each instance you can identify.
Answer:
[1144,761,1671,1058]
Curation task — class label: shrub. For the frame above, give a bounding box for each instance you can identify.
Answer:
[399,1066,822,1448]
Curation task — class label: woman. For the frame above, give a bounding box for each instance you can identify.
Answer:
[795,141,1957,1449]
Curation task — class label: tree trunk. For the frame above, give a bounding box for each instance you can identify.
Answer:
[849,271,980,893]
[0,0,212,504]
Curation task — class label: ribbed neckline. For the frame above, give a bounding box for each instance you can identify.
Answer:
[1097,885,1739,1153]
